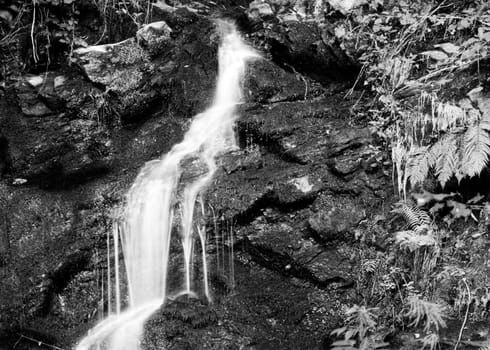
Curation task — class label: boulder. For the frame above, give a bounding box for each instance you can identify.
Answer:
[136,21,173,56]
[247,0,275,20]
[308,195,366,242]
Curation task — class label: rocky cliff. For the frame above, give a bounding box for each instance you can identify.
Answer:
[0,2,396,349]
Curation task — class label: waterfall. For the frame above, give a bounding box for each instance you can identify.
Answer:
[76,20,257,350]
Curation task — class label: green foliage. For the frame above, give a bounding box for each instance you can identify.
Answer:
[330,2,490,348]
[0,0,80,71]
[404,295,447,332]
[392,202,440,284]
[420,333,440,350]
[395,230,436,252]
[0,0,150,75]
[328,0,490,196]
[460,121,490,177]
[393,203,431,232]
[393,92,490,195]
[429,133,460,187]
[330,306,389,350]
[413,190,482,225]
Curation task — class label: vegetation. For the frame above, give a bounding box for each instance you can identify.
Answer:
[294,0,490,349]
[0,0,151,77]
[330,305,389,350]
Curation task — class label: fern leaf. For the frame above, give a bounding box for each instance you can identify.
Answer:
[436,103,465,132]
[470,87,490,124]
[330,339,357,350]
[405,146,430,187]
[395,230,436,251]
[405,295,447,332]
[392,141,408,197]
[420,333,439,350]
[460,122,490,178]
[395,204,431,231]
[428,133,459,187]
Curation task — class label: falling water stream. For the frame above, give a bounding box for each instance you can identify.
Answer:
[76,21,257,350]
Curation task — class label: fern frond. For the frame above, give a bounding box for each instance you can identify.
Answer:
[460,122,490,178]
[345,306,378,339]
[435,265,467,281]
[471,339,490,350]
[469,87,490,124]
[436,103,466,132]
[405,295,447,332]
[395,230,436,251]
[359,337,389,350]
[392,140,408,197]
[330,339,357,350]
[420,333,440,350]
[428,133,459,187]
[405,146,430,187]
[386,57,412,90]
[362,260,378,274]
[394,204,431,231]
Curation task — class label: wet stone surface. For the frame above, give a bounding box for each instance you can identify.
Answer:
[0,4,394,349]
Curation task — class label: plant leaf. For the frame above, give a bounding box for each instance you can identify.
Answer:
[434,42,460,54]
[460,122,490,178]
[447,200,472,219]
[332,340,357,346]
[421,50,449,61]
[405,146,430,187]
[429,133,459,187]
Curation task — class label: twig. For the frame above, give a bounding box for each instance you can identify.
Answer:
[345,63,366,98]
[417,55,490,82]
[350,89,365,111]
[282,62,309,100]
[453,278,471,350]
[122,0,141,28]
[442,338,490,348]
[145,0,151,24]
[31,0,39,63]
[94,0,109,45]
[14,334,64,350]
[13,335,22,349]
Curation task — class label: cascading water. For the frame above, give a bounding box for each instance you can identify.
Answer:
[76,20,258,350]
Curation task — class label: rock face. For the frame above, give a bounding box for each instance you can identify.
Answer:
[0,4,394,350]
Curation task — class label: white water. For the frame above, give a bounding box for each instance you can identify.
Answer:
[76,21,258,350]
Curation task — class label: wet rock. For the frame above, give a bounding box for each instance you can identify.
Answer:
[72,37,157,123]
[16,72,102,119]
[220,148,263,175]
[308,195,365,242]
[328,0,364,14]
[117,115,185,166]
[17,92,53,117]
[298,246,354,283]
[245,59,324,103]
[143,260,343,350]
[210,151,323,223]
[0,92,112,187]
[142,296,240,350]
[0,4,395,349]
[247,0,274,20]
[328,155,361,177]
[73,39,151,90]
[71,11,222,122]
[3,10,233,185]
[254,20,359,85]
[327,127,373,157]
[136,21,173,56]
[0,133,11,176]
[238,97,370,165]
[35,249,92,317]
